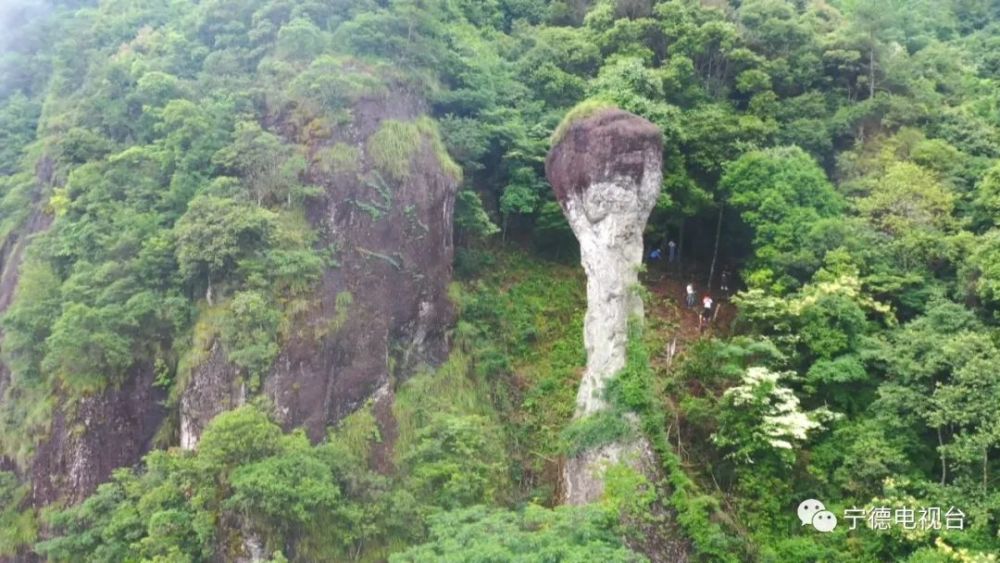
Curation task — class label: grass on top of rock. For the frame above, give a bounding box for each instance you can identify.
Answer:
[367,117,462,183]
[550,98,618,146]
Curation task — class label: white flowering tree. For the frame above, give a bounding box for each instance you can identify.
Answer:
[712,366,837,466]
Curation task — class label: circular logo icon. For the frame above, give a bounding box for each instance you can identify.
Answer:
[797,499,826,526]
[812,510,838,532]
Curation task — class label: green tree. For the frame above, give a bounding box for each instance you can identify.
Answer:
[227,452,342,547]
[390,504,643,562]
[722,146,843,290]
[220,290,282,388]
[402,414,506,510]
[174,195,276,302]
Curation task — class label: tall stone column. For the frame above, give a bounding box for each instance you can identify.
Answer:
[546,107,662,504]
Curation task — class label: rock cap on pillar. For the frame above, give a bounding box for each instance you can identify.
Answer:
[546,107,663,215]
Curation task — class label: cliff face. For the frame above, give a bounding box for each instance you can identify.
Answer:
[30,362,167,505]
[1,209,169,507]
[262,90,458,442]
[180,89,458,447]
[3,88,458,512]
[0,208,53,490]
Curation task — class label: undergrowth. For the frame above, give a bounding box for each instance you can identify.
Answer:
[606,321,746,562]
[366,117,461,183]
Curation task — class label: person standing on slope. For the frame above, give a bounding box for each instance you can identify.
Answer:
[720,269,731,297]
[700,294,714,331]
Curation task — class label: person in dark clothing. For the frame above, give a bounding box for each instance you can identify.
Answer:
[699,294,714,331]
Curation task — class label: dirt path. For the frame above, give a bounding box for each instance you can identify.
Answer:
[640,263,737,368]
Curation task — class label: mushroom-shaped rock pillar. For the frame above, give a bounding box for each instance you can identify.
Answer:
[546,107,663,504]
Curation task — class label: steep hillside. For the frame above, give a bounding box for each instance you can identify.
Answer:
[2,0,1000,561]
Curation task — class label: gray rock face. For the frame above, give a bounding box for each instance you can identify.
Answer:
[180,341,245,450]
[262,90,457,442]
[31,362,166,505]
[546,108,662,504]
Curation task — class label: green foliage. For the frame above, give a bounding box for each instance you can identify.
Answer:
[330,400,380,459]
[219,291,282,389]
[402,414,506,510]
[722,146,844,291]
[0,94,40,175]
[0,471,36,557]
[390,504,644,562]
[367,117,462,183]
[196,406,283,473]
[454,189,499,241]
[610,322,744,561]
[4,0,1000,560]
[712,366,833,466]
[227,452,341,535]
[42,302,133,392]
[212,121,315,207]
[175,196,276,294]
[449,249,586,502]
[561,410,635,456]
[276,18,327,62]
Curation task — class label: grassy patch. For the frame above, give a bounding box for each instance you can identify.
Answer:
[452,248,585,503]
[560,410,635,456]
[0,381,55,470]
[367,117,461,183]
[168,303,229,407]
[0,471,37,557]
[331,399,381,460]
[314,142,361,176]
[550,98,617,146]
[391,351,497,459]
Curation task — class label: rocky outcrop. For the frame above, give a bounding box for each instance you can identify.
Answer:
[180,342,244,450]
[2,86,456,516]
[177,87,458,449]
[546,108,662,504]
[261,90,458,443]
[31,362,166,505]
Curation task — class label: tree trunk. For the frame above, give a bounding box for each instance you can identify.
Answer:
[677,217,685,272]
[868,38,876,99]
[984,448,989,493]
[707,204,723,290]
[938,426,947,485]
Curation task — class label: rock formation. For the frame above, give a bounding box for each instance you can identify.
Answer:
[5,85,458,513]
[179,88,459,452]
[546,107,662,504]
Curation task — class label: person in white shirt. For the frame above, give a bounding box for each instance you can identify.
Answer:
[702,295,714,317]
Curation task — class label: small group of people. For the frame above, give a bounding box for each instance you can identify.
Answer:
[648,240,678,263]
[686,282,716,331]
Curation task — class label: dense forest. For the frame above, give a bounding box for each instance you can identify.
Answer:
[1,0,999,561]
